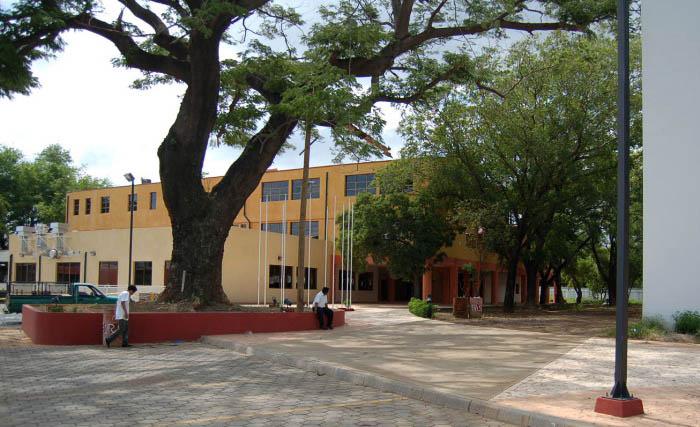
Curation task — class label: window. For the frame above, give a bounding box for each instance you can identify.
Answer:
[358,272,374,291]
[269,265,293,289]
[128,194,138,211]
[73,199,80,215]
[98,261,118,285]
[150,192,157,210]
[101,196,110,213]
[134,261,152,286]
[56,262,80,284]
[291,178,320,200]
[85,198,91,215]
[290,221,319,239]
[15,263,36,283]
[261,222,286,234]
[297,267,318,289]
[164,260,171,286]
[262,181,289,202]
[337,270,355,290]
[345,174,376,196]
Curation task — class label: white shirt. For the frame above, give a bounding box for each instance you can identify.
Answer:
[313,291,328,308]
[115,291,130,320]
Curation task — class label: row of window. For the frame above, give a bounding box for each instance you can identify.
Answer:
[262,221,320,238]
[72,192,158,216]
[261,174,375,202]
[14,261,375,291]
[14,261,154,287]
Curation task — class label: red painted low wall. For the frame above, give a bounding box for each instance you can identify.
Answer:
[22,305,345,345]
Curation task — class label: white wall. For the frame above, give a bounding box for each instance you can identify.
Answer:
[643,2,700,324]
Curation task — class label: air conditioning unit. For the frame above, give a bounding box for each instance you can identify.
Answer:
[15,226,35,236]
[49,222,68,235]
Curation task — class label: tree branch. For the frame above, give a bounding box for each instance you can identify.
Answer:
[68,14,190,82]
[117,0,189,59]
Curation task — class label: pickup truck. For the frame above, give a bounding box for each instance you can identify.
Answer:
[7,283,118,313]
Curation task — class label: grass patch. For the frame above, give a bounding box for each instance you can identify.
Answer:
[674,311,700,335]
[629,316,668,340]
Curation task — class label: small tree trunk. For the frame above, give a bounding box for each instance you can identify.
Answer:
[539,273,549,305]
[295,122,312,311]
[607,238,617,306]
[554,268,566,305]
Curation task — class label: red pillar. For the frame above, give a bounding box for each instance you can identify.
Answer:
[422,269,433,299]
[522,274,528,304]
[491,270,499,305]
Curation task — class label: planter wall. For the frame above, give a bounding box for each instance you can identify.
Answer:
[22,305,345,345]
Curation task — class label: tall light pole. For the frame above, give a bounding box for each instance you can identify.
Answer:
[595,0,643,417]
[124,173,135,287]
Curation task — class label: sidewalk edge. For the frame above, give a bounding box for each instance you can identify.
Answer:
[202,335,594,427]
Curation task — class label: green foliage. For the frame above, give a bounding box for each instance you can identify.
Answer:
[673,311,700,335]
[0,144,110,248]
[348,190,454,284]
[47,304,65,313]
[629,317,667,340]
[408,297,435,319]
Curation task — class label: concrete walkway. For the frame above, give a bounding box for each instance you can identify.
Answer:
[205,305,700,426]
[205,305,583,400]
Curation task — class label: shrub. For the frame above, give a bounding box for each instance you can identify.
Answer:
[628,316,667,340]
[673,311,700,335]
[408,297,435,318]
[47,304,64,313]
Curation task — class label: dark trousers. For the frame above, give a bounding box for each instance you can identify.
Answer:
[107,319,129,346]
[316,307,333,328]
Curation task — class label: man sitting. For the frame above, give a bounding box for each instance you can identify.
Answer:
[312,287,333,330]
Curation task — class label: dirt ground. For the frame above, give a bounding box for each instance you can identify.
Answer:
[435,304,699,344]
[436,304,634,337]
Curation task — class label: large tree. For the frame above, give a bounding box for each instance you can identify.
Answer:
[1,0,615,305]
[401,33,637,312]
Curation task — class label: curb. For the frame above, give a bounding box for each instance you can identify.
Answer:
[202,335,594,427]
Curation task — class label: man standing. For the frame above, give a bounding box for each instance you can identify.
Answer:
[106,285,137,347]
[313,287,333,330]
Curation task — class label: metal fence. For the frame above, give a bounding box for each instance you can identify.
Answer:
[554,287,643,302]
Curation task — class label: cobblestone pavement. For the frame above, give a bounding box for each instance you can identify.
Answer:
[0,328,508,427]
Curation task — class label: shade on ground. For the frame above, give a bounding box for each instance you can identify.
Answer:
[208,305,583,400]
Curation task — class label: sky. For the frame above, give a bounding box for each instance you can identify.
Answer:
[0,2,406,185]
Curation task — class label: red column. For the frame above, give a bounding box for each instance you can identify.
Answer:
[491,270,499,305]
[422,269,433,299]
[522,274,528,304]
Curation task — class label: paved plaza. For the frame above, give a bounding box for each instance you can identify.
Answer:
[0,327,506,427]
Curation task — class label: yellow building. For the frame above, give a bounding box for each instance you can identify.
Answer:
[7,160,526,305]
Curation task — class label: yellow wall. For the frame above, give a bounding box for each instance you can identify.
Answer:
[67,160,393,240]
[8,227,331,305]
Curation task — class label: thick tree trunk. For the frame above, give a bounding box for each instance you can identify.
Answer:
[539,279,549,305]
[295,122,312,311]
[524,259,538,307]
[156,37,298,304]
[503,255,519,313]
[553,268,566,305]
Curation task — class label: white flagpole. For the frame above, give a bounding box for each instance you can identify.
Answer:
[324,205,328,287]
[346,202,351,308]
[340,201,345,307]
[307,198,311,307]
[264,196,269,305]
[331,197,337,307]
[281,195,286,307]
[350,203,354,308]
[257,194,262,305]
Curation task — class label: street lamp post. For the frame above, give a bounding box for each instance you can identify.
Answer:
[124,173,135,287]
[594,0,644,417]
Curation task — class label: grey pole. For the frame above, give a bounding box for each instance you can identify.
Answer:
[128,180,134,287]
[611,0,631,400]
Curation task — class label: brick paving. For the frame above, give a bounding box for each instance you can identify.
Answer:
[0,326,508,426]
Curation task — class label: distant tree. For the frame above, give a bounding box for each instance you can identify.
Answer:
[0,144,110,249]
[349,191,453,298]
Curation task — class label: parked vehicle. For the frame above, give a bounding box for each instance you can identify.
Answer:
[7,282,118,313]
